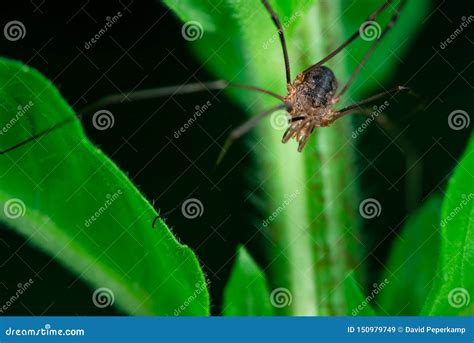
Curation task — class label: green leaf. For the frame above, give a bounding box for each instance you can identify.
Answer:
[376,196,442,315]
[164,0,429,315]
[422,135,474,316]
[0,58,209,315]
[223,246,274,316]
[344,271,376,316]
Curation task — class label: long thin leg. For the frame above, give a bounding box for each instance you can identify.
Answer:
[302,0,397,74]
[336,0,407,100]
[343,107,421,212]
[80,80,285,115]
[261,0,292,84]
[1,81,285,157]
[333,85,410,120]
[0,116,79,156]
[216,104,288,165]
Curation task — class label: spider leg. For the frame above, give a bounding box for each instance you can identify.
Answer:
[333,85,410,119]
[0,81,285,157]
[80,80,285,115]
[335,0,408,100]
[282,117,307,143]
[303,0,399,74]
[261,0,292,84]
[282,116,314,151]
[216,104,288,165]
[297,121,315,152]
[0,116,79,156]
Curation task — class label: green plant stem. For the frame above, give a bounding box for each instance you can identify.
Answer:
[264,1,358,316]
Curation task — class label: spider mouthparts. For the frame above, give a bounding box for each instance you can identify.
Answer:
[297,139,306,152]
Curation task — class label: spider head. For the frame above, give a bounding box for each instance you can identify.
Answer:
[285,67,338,119]
[282,66,338,151]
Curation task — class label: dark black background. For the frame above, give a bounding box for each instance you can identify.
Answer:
[0,0,471,315]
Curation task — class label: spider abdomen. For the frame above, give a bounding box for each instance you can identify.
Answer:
[304,66,338,107]
[285,66,338,122]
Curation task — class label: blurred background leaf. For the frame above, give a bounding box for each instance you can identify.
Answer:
[376,196,442,315]
[344,272,376,316]
[0,58,209,315]
[422,134,473,316]
[223,246,274,316]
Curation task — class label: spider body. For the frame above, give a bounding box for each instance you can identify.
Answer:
[283,66,339,151]
[0,0,409,162]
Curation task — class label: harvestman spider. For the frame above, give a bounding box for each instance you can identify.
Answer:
[0,0,411,162]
